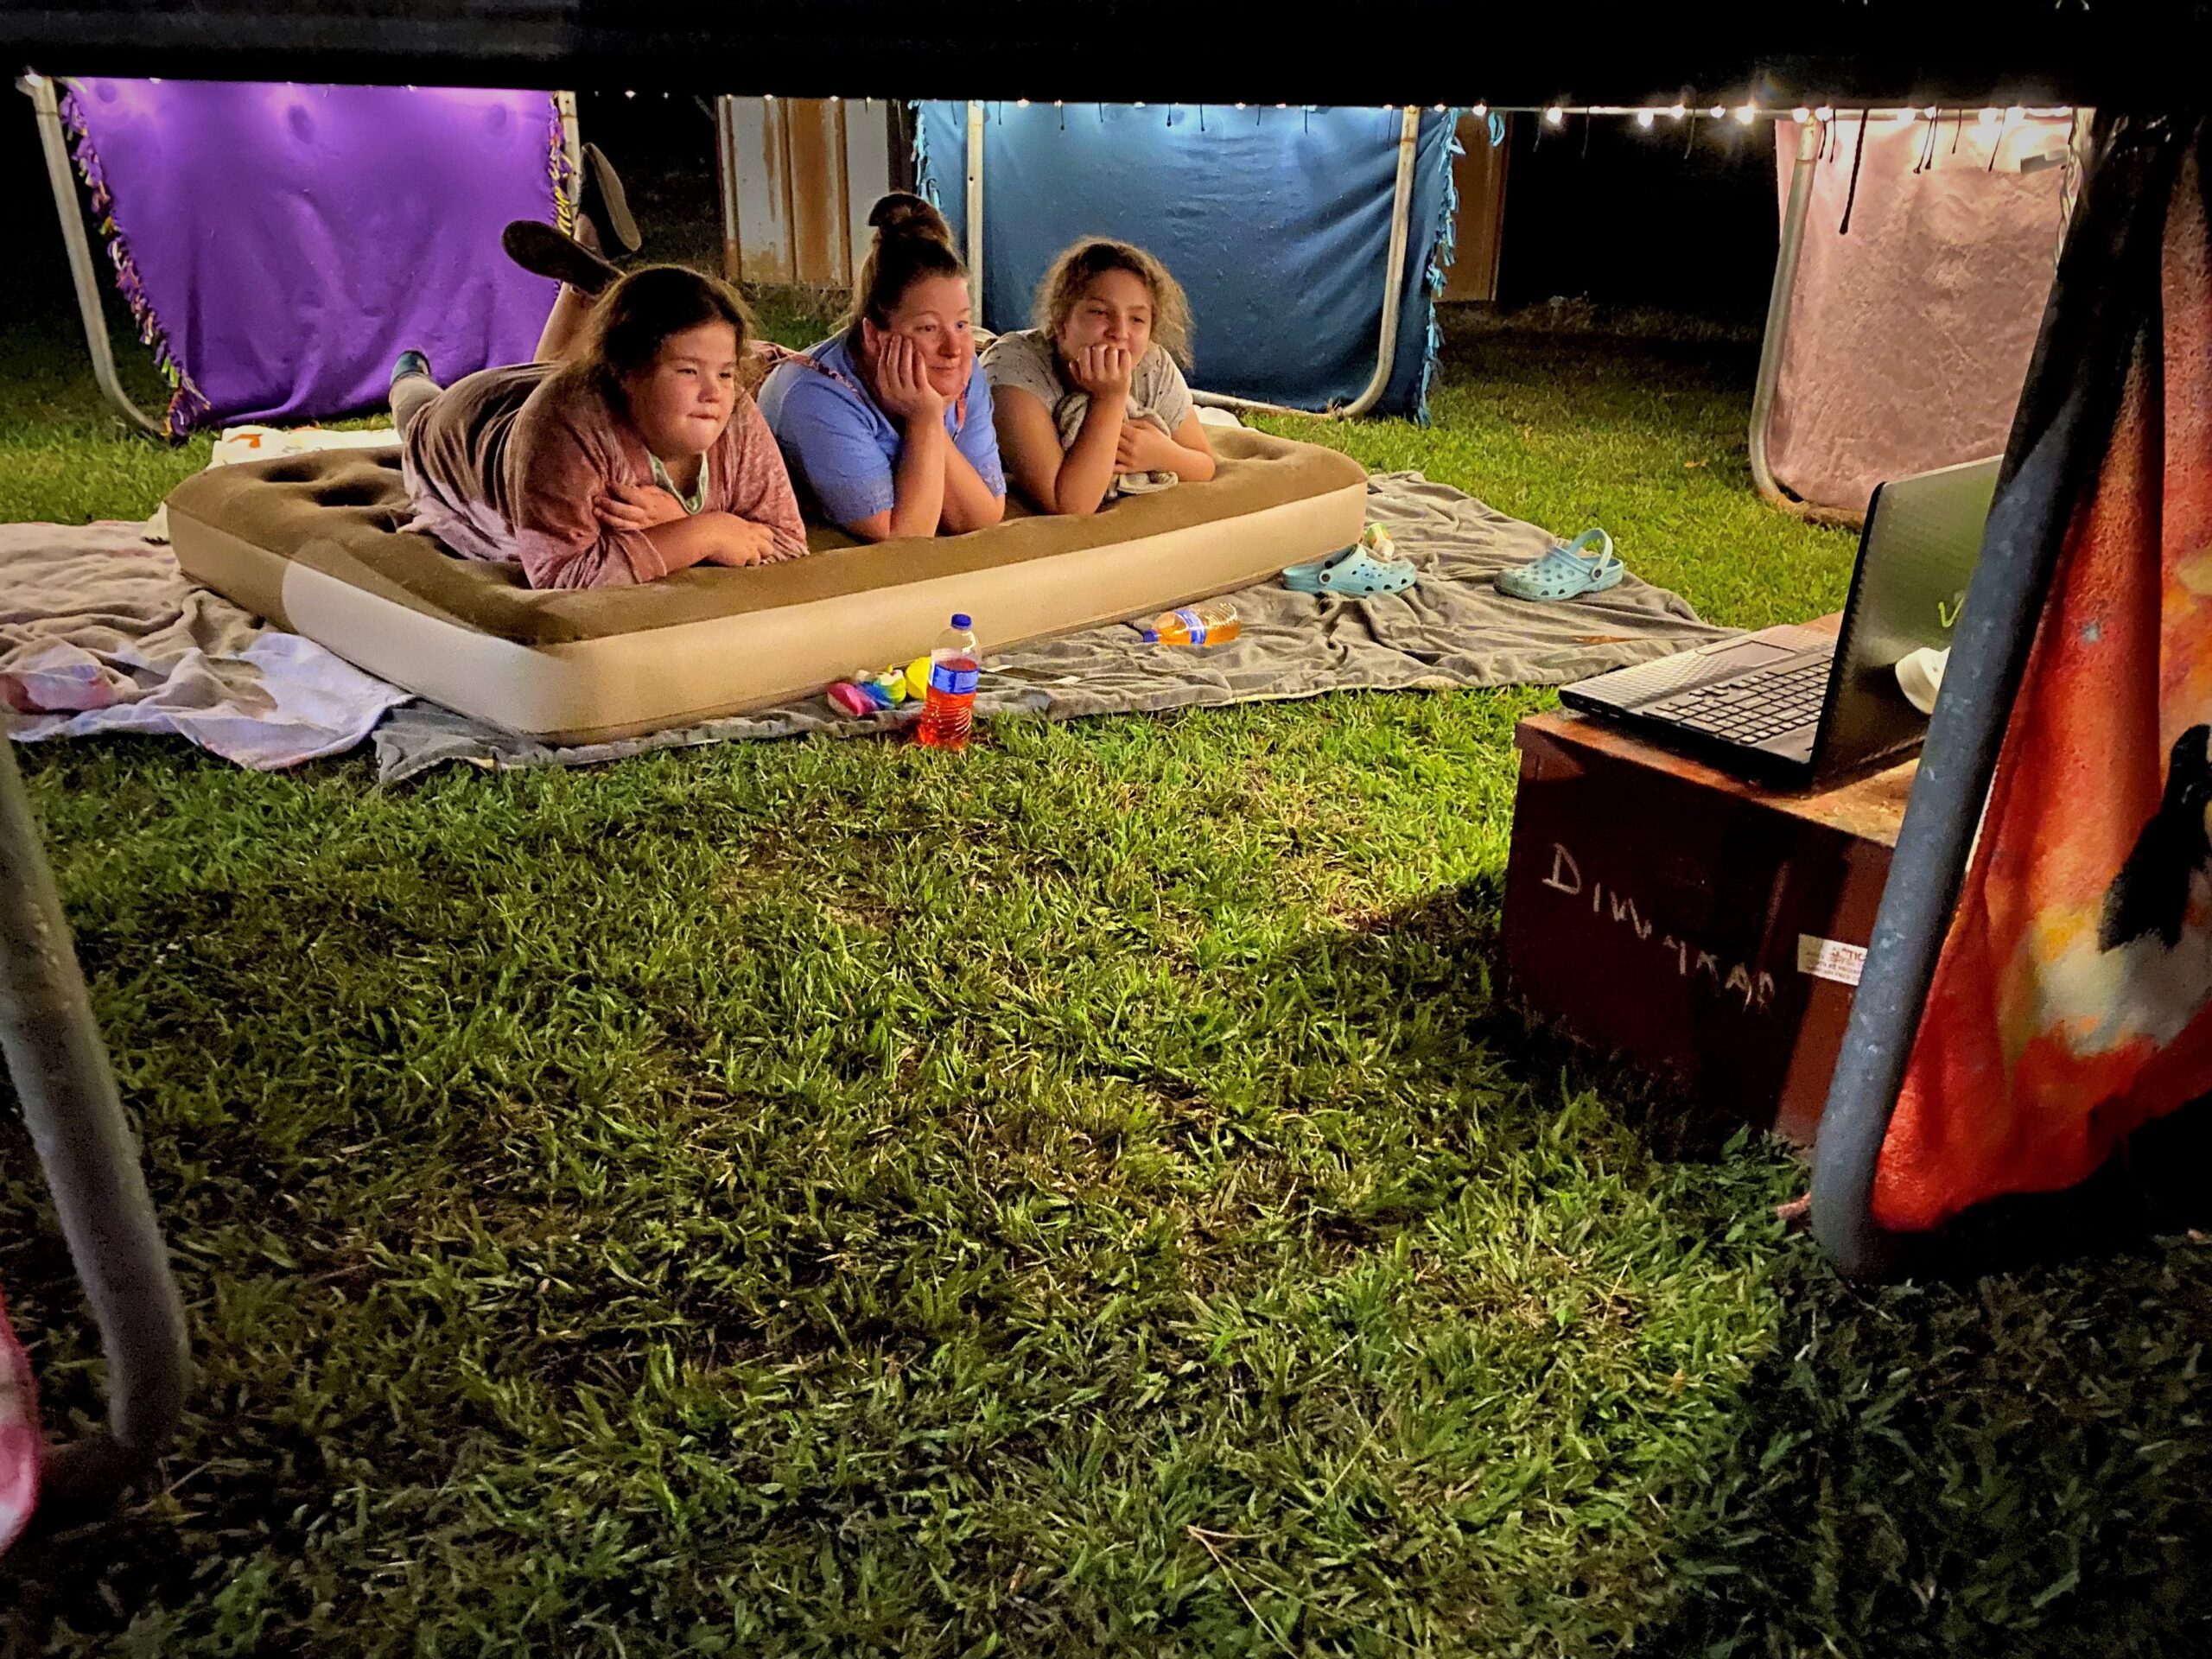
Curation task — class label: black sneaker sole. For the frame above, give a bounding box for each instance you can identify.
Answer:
[501,220,621,296]
[579,142,641,254]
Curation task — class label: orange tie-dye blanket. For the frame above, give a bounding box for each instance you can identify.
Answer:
[1875,152,2212,1230]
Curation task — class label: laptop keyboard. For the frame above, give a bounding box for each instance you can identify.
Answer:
[1643,657,1830,745]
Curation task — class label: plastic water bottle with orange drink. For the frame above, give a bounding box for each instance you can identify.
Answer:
[917,613,981,750]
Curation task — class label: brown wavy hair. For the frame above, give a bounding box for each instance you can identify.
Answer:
[575,264,755,402]
[1032,238,1193,368]
[842,192,967,340]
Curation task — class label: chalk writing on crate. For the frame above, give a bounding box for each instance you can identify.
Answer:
[1540,843,1778,1012]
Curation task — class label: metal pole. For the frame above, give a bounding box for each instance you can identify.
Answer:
[772,95,798,285]
[964,99,985,324]
[0,736,190,1511]
[1749,117,1824,516]
[832,96,855,288]
[1191,106,1421,421]
[553,89,582,201]
[1808,389,2089,1279]
[1809,111,2164,1281]
[715,94,743,283]
[18,73,168,441]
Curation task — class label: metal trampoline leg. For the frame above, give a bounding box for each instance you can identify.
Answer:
[1808,402,2085,1280]
[1191,107,1421,422]
[0,738,190,1516]
[964,100,985,325]
[554,90,582,189]
[1749,117,1822,518]
[17,73,170,442]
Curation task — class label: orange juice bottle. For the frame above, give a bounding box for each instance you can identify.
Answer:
[1141,601,1242,646]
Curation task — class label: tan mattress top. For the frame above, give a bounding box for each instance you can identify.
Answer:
[163,429,1365,648]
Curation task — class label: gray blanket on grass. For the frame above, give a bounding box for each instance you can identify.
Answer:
[372,470,1733,783]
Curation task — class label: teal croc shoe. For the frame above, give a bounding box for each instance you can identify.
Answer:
[1282,525,1417,596]
[1496,528,1623,601]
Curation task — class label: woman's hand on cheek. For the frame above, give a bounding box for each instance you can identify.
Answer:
[874,334,948,428]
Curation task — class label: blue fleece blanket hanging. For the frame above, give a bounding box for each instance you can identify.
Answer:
[916,102,1458,422]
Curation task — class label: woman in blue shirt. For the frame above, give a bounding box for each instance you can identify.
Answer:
[758,194,1006,541]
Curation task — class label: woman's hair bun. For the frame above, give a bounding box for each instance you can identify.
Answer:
[842,193,967,335]
[867,191,953,247]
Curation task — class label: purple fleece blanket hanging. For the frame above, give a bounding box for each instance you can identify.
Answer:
[60,79,569,436]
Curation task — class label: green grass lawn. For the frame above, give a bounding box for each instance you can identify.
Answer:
[3,266,2210,1656]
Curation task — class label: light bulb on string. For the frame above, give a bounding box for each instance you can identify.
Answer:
[1471,102,1488,118]
[1791,106,1811,123]
[1234,101,1245,110]
[1815,105,1834,122]
[624,89,635,99]
[1544,105,1564,126]
[2005,105,2025,127]
[1669,103,1686,119]
[1016,98,1029,108]
[1707,105,1726,119]
[1733,104,1756,124]
[1635,108,1655,129]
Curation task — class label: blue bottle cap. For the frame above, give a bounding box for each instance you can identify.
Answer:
[950,613,972,629]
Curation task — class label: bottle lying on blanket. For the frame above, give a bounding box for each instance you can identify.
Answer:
[1141,601,1242,647]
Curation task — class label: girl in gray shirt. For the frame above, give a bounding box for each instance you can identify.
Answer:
[981,238,1218,516]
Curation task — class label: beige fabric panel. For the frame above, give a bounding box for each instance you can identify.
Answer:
[272,477,1368,745]
[167,429,1367,647]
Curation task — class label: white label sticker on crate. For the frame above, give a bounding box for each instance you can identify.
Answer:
[1796,934,1867,987]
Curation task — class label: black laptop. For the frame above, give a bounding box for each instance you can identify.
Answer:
[1559,455,2000,785]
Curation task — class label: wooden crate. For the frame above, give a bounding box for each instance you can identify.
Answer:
[1503,707,1914,1142]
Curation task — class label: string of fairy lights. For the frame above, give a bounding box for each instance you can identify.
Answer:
[68,80,2082,143]
[766,94,2080,134]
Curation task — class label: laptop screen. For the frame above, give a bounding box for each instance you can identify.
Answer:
[1818,455,2000,772]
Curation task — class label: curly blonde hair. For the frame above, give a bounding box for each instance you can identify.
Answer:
[1032,238,1193,369]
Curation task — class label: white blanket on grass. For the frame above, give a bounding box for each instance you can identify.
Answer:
[1,521,406,770]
